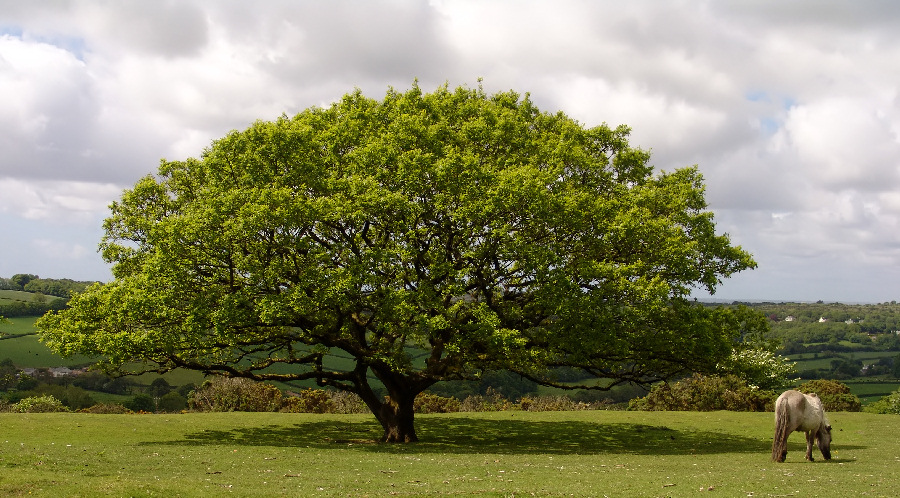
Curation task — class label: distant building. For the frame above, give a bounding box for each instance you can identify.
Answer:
[20,367,86,378]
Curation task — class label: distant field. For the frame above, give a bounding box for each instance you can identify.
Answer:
[844,380,900,404]
[0,289,64,305]
[0,317,204,388]
[0,317,95,368]
[790,351,899,370]
[0,289,36,304]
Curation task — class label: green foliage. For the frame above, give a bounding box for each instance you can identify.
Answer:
[148,377,173,397]
[629,374,775,411]
[796,379,862,411]
[10,274,37,288]
[30,384,96,410]
[11,394,69,413]
[188,377,283,412]
[0,292,67,317]
[125,393,155,412]
[157,391,188,412]
[36,83,758,442]
[23,278,95,298]
[865,389,900,414]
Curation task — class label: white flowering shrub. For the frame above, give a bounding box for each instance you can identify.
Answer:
[718,347,798,390]
[12,395,70,413]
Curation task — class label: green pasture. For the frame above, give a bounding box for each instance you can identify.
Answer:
[789,351,898,370]
[0,410,895,497]
[0,317,93,368]
[843,380,900,404]
[0,290,38,304]
[0,316,40,336]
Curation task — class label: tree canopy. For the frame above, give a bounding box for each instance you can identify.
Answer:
[38,83,760,441]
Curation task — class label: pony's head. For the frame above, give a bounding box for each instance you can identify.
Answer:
[816,423,832,460]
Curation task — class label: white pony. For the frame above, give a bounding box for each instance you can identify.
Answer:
[771,390,832,462]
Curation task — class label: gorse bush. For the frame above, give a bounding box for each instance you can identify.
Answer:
[797,379,861,412]
[188,377,283,412]
[414,393,460,413]
[520,395,576,412]
[629,374,775,411]
[459,388,512,412]
[281,388,334,414]
[328,390,370,414]
[78,403,132,414]
[519,395,612,411]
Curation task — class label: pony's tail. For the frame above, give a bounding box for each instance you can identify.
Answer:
[771,398,789,462]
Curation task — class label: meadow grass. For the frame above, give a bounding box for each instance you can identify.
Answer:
[0,290,44,305]
[1,410,897,497]
[0,317,94,368]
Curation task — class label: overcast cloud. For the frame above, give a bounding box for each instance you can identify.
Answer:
[1,0,899,302]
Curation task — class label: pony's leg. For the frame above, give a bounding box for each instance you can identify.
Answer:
[805,431,815,461]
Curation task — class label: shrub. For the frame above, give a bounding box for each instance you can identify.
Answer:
[281,388,334,413]
[78,403,132,414]
[279,389,370,414]
[518,395,611,411]
[157,391,188,413]
[414,393,460,413]
[460,388,511,412]
[188,377,283,412]
[629,374,775,412]
[12,395,69,413]
[866,390,900,414]
[125,393,156,413]
[520,395,577,411]
[33,384,96,410]
[796,379,861,412]
[328,390,369,414]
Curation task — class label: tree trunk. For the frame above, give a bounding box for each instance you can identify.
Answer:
[377,395,418,443]
[354,367,432,443]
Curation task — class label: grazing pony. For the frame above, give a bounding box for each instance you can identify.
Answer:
[771,390,832,462]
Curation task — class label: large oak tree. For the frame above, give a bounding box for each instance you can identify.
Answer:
[38,84,760,442]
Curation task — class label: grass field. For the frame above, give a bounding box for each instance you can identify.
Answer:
[0,290,45,304]
[0,410,897,497]
[0,317,94,368]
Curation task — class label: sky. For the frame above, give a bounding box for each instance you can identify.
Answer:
[1,1,899,303]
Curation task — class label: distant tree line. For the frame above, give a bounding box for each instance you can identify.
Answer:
[718,301,900,352]
[0,274,97,298]
[0,297,67,318]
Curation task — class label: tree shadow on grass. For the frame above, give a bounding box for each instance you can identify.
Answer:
[142,416,831,456]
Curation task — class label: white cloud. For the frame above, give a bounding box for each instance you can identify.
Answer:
[0,178,119,223]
